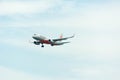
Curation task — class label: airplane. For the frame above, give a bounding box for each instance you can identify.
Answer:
[31,34,75,47]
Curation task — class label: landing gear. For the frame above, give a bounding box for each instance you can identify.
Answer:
[51,44,54,46]
[41,44,44,47]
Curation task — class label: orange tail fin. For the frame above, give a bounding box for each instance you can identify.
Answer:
[60,34,63,39]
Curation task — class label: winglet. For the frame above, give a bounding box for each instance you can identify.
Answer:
[70,34,75,38]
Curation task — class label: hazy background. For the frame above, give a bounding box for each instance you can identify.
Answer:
[0,0,120,80]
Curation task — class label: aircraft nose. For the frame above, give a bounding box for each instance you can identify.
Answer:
[32,34,37,37]
[32,34,39,40]
[32,35,36,39]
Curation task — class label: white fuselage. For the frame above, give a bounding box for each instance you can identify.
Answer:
[32,34,72,47]
[32,34,66,46]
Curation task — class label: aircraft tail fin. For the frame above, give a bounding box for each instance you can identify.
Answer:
[60,34,63,39]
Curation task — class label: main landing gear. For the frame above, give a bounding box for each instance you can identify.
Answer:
[41,44,44,47]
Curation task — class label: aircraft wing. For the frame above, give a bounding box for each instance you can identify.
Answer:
[52,35,74,42]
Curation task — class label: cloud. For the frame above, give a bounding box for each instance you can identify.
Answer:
[42,2,120,29]
[0,1,120,30]
[0,1,56,15]
[0,0,120,57]
[71,65,120,80]
[0,66,50,80]
[0,66,77,80]
[0,1,120,80]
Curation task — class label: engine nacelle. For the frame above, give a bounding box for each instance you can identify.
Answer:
[48,39,54,46]
[34,41,40,45]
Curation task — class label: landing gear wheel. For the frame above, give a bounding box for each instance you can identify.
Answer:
[41,45,44,47]
[51,44,54,46]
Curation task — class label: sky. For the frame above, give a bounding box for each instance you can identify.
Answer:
[0,0,120,80]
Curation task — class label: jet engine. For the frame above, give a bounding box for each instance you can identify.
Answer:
[48,39,54,46]
[34,41,40,45]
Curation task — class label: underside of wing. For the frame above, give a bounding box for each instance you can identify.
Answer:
[52,35,74,42]
[52,38,68,41]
